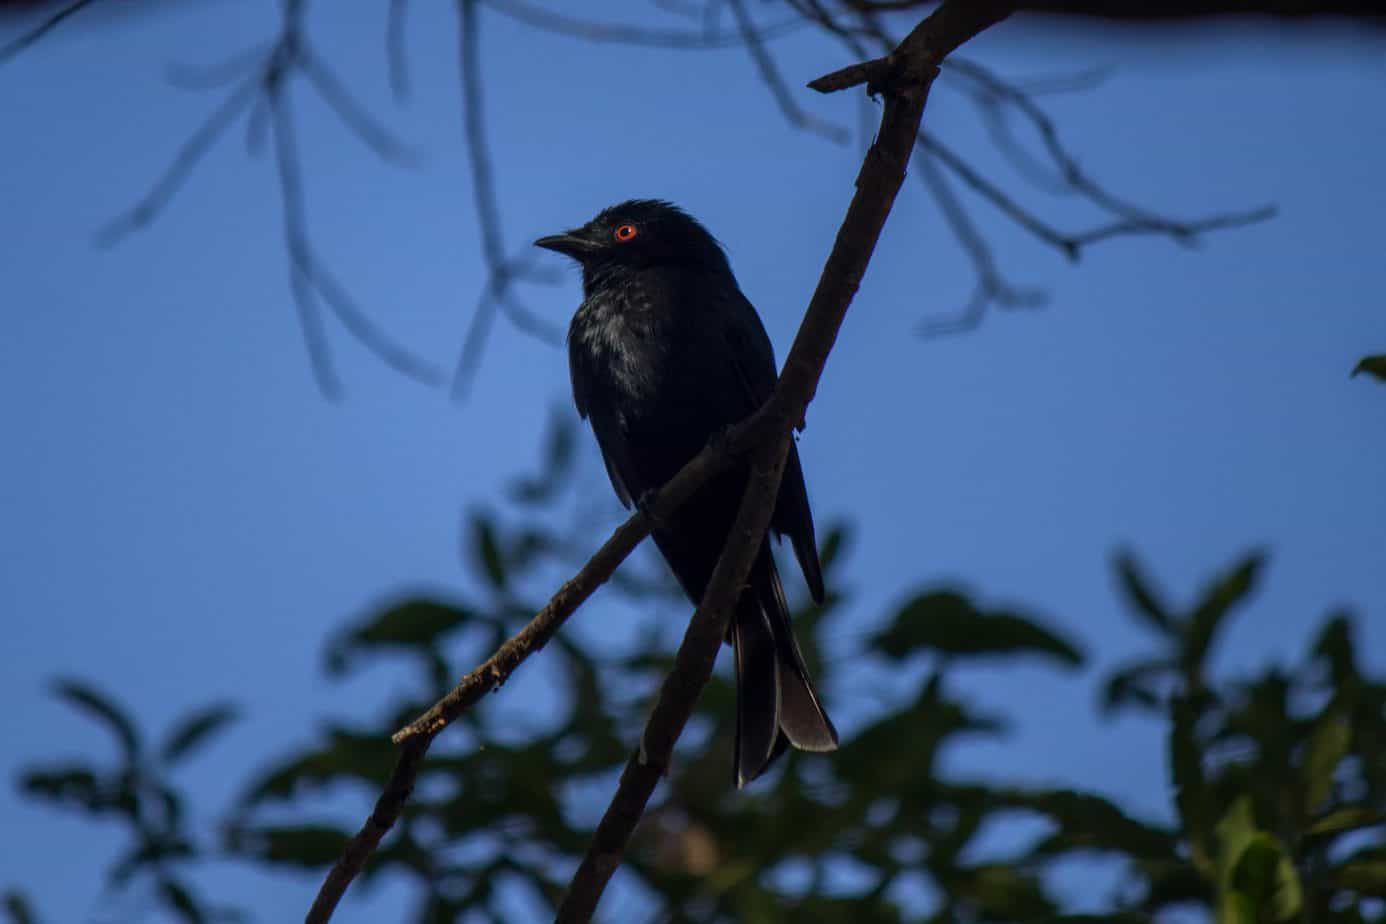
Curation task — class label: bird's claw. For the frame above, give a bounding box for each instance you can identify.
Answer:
[636,489,665,530]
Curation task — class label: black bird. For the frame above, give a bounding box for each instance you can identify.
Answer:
[536,199,838,787]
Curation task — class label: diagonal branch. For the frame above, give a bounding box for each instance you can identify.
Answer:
[727,0,847,142]
[819,13,1275,331]
[307,322,816,920]
[95,0,440,397]
[557,2,1014,919]
[0,0,97,65]
[945,55,1277,246]
[308,4,1014,918]
[451,0,564,398]
[386,0,411,101]
[914,147,1045,336]
[479,0,803,49]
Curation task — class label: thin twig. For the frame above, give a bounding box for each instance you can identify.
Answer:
[308,2,1011,903]
[479,0,803,48]
[727,0,847,142]
[948,56,1276,245]
[96,78,260,246]
[555,431,795,923]
[451,0,561,398]
[0,0,97,65]
[165,41,271,90]
[271,81,342,398]
[303,737,429,924]
[98,0,439,395]
[308,313,827,919]
[824,14,1275,332]
[914,149,1045,335]
[386,0,411,101]
[300,48,418,163]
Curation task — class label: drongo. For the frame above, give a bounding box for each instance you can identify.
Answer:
[536,199,838,787]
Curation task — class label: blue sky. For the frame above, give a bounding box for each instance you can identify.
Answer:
[1,3,1383,921]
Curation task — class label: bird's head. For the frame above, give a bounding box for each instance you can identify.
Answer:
[534,200,731,286]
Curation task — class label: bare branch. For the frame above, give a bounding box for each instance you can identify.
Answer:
[555,433,794,923]
[0,0,96,65]
[96,0,439,396]
[556,3,1014,919]
[727,0,847,142]
[479,0,803,49]
[303,736,428,924]
[165,41,271,90]
[783,0,872,57]
[299,48,418,163]
[310,4,1011,908]
[947,56,1276,244]
[450,0,561,398]
[271,82,343,398]
[308,292,832,917]
[386,0,411,101]
[270,75,443,392]
[913,149,1046,335]
[95,78,261,246]
[822,15,1275,330]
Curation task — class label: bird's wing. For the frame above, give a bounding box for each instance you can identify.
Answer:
[569,337,636,508]
[722,291,826,603]
[589,408,636,509]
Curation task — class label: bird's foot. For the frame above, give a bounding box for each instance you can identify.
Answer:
[636,489,666,531]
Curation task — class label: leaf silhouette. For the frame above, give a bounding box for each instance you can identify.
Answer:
[160,704,240,766]
[50,680,140,761]
[871,590,1082,667]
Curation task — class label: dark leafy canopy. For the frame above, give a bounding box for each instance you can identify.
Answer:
[13,419,1386,923]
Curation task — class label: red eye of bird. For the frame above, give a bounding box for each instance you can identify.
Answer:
[613,223,638,242]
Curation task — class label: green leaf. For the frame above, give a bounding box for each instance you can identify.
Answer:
[1328,847,1386,895]
[1302,707,1351,816]
[818,523,851,576]
[325,597,474,675]
[1312,613,1358,690]
[1350,354,1386,381]
[18,766,102,811]
[837,674,1006,790]
[228,824,351,868]
[870,590,1083,668]
[1170,694,1214,874]
[954,864,1056,919]
[1215,798,1302,923]
[1231,838,1302,921]
[238,727,398,805]
[1306,806,1385,838]
[1005,789,1175,859]
[108,837,196,887]
[469,513,507,589]
[159,703,239,766]
[2,889,37,924]
[50,680,140,760]
[157,879,206,924]
[1114,550,1176,635]
[1185,553,1265,677]
[1100,657,1172,716]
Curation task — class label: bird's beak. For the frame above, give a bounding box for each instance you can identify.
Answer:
[534,229,599,259]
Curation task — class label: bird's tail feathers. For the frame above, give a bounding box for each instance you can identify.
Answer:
[758,552,838,753]
[732,550,838,788]
[731,602,781,788]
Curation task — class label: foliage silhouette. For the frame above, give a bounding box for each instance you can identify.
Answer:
[12,418,1385,923]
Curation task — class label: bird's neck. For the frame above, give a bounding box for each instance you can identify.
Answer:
[581,260,645,297]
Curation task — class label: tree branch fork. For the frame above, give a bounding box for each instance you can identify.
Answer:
[307,3,1014,922]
